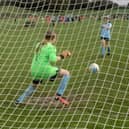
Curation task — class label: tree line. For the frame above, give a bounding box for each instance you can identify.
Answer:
[0,0,127,11]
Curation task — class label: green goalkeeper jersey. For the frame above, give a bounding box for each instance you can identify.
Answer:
[31,42,58,79]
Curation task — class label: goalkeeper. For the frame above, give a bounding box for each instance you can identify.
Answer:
[100,15,112,57]
[15,31,71,105]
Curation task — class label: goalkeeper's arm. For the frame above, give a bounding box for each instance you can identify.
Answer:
[49,50,71,63]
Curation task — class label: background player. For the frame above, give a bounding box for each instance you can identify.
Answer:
[100,15,112,57]
[15,31,71,105]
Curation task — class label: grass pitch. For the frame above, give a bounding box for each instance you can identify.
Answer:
[0,7,129,129]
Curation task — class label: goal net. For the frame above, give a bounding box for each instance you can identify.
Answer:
[0,0,129,128]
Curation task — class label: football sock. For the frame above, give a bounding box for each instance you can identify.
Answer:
[107,47,111,54]
[57,75,70,96]
[16,85,36,103]
[102,47,106,57]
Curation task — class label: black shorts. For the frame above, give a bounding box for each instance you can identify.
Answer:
[100,37,110,41]
[32,69,60,84]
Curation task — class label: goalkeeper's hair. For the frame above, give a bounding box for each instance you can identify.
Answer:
[45,31,56,41]
[36,31,56,53]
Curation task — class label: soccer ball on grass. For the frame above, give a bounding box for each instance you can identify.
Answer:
[89,63,100,73]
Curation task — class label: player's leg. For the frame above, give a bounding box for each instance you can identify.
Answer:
[56,69,70,96]
[15,80,42,104]
[55,69,70,105]
[101,38,106,57]
[106,40,111,55]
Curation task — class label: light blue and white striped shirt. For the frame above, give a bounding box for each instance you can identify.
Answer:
[100,22,112,39]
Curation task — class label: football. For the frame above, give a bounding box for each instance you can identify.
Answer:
[89,63,100,73]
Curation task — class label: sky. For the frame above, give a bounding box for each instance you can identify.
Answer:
[89,0,129,6]
[111,0,129,6]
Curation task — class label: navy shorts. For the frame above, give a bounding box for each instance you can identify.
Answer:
[100,37,110,41]
[32,69,60,84]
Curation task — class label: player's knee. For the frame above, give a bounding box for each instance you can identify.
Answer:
[59,69,70,77]
[64,70,70,76]
[101,41,105,46]
[102,44,106,47]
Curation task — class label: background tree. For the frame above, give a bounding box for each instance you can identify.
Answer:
[0,0,119,11]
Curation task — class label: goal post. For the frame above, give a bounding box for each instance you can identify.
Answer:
[0,0,129,129]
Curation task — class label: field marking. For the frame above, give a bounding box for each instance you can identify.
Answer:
[25,96,63,108]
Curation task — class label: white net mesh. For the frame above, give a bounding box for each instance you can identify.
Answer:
[0,0,129,129]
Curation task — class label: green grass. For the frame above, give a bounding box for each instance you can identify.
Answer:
[0,6,129,129]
